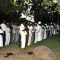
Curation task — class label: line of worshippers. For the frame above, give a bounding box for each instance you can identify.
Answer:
[0,21,60,48]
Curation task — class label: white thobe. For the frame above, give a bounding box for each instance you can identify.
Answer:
[34,26,38,43]
[37,25,42,42]
[19,24,27,48]
[12,25,16,43]
[5,27,10,46]
[34,25,42,43]
[15,26,19,42]
[43,27,47,39]
[27,26,33,46]
[0,29,3,47]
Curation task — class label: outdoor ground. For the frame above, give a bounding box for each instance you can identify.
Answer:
[0,34,60,60]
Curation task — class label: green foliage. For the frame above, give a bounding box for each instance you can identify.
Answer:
[0,0,59,22]
[0,0,23,20]
[0,0,22,15]
[0,0,12,14]
[11,0,22,7]
[55,3,60,12]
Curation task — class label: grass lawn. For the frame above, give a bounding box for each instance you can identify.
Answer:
[0,34,60,60]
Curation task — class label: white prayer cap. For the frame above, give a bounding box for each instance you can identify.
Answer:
[38,21,41,24]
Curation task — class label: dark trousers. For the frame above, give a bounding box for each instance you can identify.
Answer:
[10,31,12,44]
[3,31,6,46]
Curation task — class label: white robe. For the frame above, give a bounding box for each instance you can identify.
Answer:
[5,27,10,46]
[0,29,3,47]
[37,25,42,42]
[43,28,47,39]
[53,29,56,35]
[15,26,19,42]
[34,25,42,43]
[27,25,33,46]
[34,26,38,43]
[12,25,17,43]
[19,24,27,48]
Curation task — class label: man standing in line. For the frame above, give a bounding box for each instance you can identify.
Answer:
[37,21,42,42]
[0,26,4,47]
[34,21,42,43]
[5,24,10,46]
[27,23,33,46]
[34,23,38,43]
[1,21,7,46]
[19,22,27,49]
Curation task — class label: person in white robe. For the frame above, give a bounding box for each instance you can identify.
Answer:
[45,24,50,37]
[44,26,47,39]
[42,25,47,39]
[19,23,27,48]
[0,22,7,32]
[34,23,38,43]
[50,24,54,36]
[34,22,42,43]
[42,25,45,39]
[5,25,10,46]
[15,25,19,42]
[0,26,4,47]
[53,23,56,35]
[27,23,33,46]
[37,22,42,42]
[0,21,7,46]
[12,24,17,43]
[12,23,19,43]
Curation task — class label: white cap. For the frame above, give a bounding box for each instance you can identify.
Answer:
[38,21,41,24]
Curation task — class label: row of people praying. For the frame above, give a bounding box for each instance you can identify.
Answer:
[19,21,60,48]
[0,22,10,47]
[0,21,19,47]
[0,21,60,48]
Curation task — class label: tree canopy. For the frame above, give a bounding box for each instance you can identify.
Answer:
[0,0,60,23]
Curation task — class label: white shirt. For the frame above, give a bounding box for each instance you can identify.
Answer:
[6,27,10,33]
[0,23,7,31]
[19,24,25,34]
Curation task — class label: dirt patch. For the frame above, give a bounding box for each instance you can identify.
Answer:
[0,45,60,60]
[4,53,14,57]
[32,45,58,60]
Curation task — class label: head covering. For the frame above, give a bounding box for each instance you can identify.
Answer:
[38,21,41,24]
